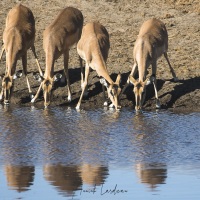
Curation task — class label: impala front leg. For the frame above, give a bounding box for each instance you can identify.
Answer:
[151,61,160,109]
[0,89,4,102]
[64,49,72,102]
[31,82,43,103]
[102,84,108,106]
[76,63,90,110]
[152,80,161,109]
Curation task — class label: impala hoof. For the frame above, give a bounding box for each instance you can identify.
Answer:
[104,101,108,106]
[76,105,80,110]
[33,73,42,82]
[109,103,114,108]
[30,94,34,99]
[68,96,72,102]
[117,105,121,110]
[156,99,161,109]
[4,100,10,105]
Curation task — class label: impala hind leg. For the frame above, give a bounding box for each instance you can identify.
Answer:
[0,46,5,61]
[64,50,72,102]
[22,53,33,99]
[79,58,89,98]
[121,62,138,95]
[164,52,178,81]
[79,56,84,87]
[31,46,43,77]
[76,63,90,110]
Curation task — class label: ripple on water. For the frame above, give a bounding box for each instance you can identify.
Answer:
[0,106,200,168]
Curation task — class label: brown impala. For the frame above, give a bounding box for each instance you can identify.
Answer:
[31,7,83,108]
[123,18,178,111]
[0,4,43,104]
[76,22,121,110]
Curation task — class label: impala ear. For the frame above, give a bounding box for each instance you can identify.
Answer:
[128,75,137,86]
[53,73,62,82]
[100,78,109,87]
[115,73,121,85]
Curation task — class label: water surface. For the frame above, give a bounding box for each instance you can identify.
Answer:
[0,105,200,199]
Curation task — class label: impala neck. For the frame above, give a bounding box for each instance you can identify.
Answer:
[96,65,113,85]
[92,52,114,85]
[137,52,149,82]
[44,50,55,79]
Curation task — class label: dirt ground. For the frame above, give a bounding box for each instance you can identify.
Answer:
[0,0,199,112]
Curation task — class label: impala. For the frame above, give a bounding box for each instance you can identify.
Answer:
[31,7,83,107]
[123,18,178,111]
[0,4,43,104]
[76,22,121,110]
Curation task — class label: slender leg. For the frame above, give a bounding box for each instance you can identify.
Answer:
[31,45,43,77]
[76,63,90,110]
[79,56,88,97]
[130,62,138,77]
[22,53,33,97]
[79,56,84,86]
[0,46,5,61]
[0,88,4,101]
[121,62,138,95]
[151,61,160,109]
[64,49,72,102]
[31,82,43,103]
[102,84,108,106]
[152,81,160,109]
[164,52,178,81]
[141,88,147,109]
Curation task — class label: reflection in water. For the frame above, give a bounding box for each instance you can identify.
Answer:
[5,165,34,192]
[0,106,36,193]
[0,106,37,165]
[0,106,200,199]
[43,164,82,197]
[135,163,167,189]
[41,108,110,195]
[132,111,168,163]
[132,112,168,189]
[79,164,108,186]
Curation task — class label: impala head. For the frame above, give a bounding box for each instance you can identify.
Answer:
[41,78,53,108]
[100,73,121,110]
[1,74,14,105]
[128,75,149,111]
[39,73,62,108]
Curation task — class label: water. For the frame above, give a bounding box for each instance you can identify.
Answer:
[0,105,200,200]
